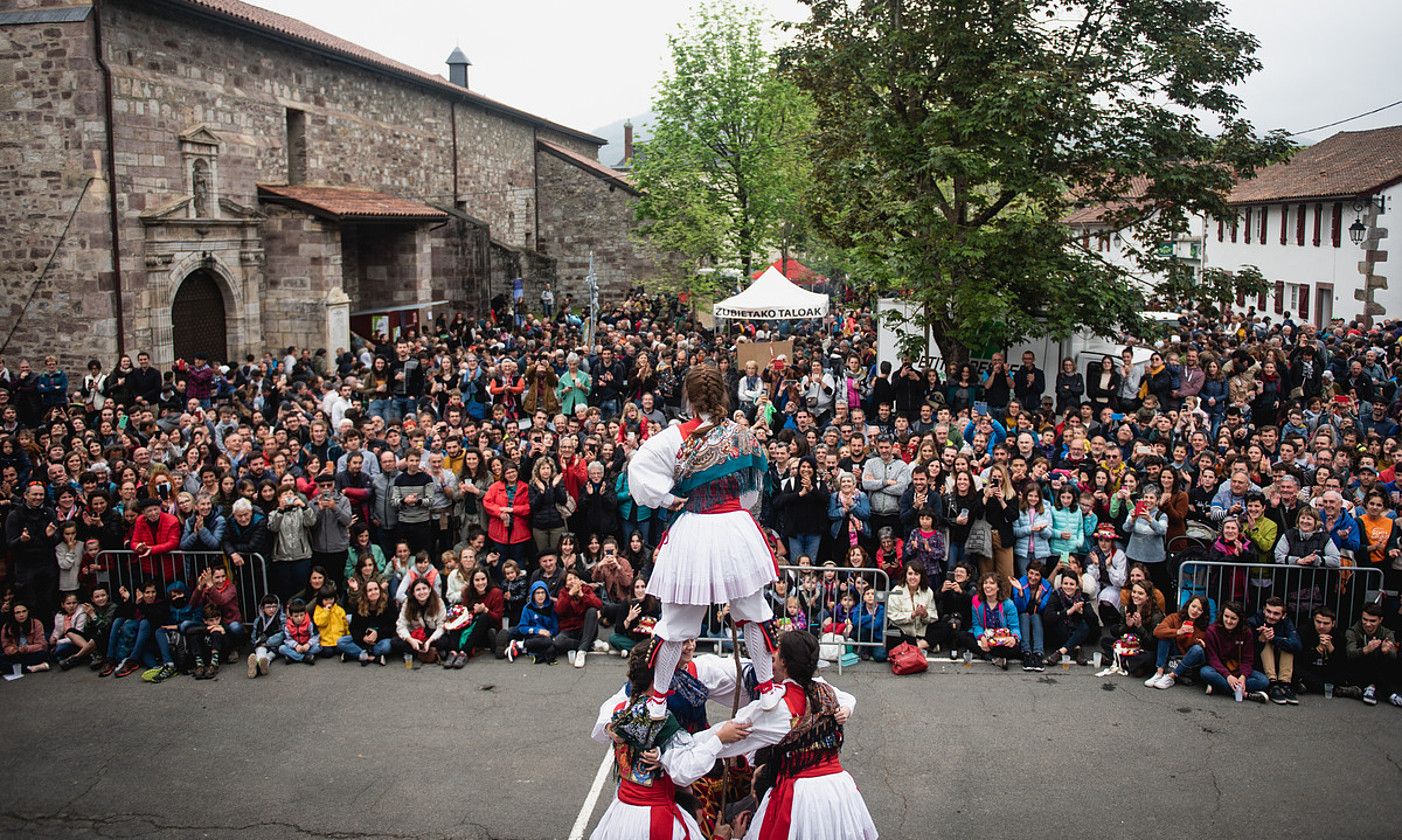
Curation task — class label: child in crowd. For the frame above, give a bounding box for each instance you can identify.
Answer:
[505,581,558,664]
[501,559,529,625]
[55,521,85,597]
[188,603,228,679]
[50,591,92,669]
[279,598,319,665]
[246,593,283,677]
[83,585,118,671]
[313,585,350,661]
[396,551,441,604]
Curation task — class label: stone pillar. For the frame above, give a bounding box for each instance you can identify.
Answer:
[326,287,351,354]
[1354,204,1389,328]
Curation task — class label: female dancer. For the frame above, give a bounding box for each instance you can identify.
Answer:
[628,365,780,719]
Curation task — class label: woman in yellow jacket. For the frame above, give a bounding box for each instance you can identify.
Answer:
[312,586,350,662]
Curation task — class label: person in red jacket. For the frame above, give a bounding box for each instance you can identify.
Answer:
[130,497,182,582]
[190,565,243,637]
[483,462,532,568]
[553,568,602,669]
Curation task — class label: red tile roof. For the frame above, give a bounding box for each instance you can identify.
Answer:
[1062,176,1153,226]
[536,139,639,195]
[172,0,604,145]
[257,184,448,221]
[1228,125,1402,204]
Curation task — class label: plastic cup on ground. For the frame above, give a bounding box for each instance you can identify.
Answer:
[1324,683,1334,699]
[1092,651,1103,669]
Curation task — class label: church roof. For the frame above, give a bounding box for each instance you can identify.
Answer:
[257,184,449,222]
[168,0,604,146]
[537,139,639,195]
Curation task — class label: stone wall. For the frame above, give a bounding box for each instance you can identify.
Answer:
[0,10,115,367]
[259,205,341,356]
[0,0,648,366]
[535,149,662,301]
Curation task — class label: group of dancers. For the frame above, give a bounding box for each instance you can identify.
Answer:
[589,366,877,840]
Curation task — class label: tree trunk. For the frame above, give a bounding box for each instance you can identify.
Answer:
[928,317,970,377]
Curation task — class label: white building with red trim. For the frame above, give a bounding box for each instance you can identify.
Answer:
[1209,125,1400,327]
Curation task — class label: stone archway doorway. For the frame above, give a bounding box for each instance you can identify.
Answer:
[171,268,229,363]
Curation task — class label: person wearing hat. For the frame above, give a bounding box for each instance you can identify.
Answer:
[309,472,353,589]
[129,495,182,584]
[1083,522,1128,628]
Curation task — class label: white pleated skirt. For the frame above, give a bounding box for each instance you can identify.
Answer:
[649,510,777,605]
[590,797,703,840]
[744,771,878,840]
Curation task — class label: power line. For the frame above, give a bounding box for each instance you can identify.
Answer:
[1289,98,1402,137]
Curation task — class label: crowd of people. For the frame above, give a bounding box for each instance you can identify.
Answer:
[2,290,1401,709]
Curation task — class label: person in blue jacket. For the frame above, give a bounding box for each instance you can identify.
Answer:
[850,588,886,661]
[1249,596,1304,705]
[1011,560,1053,672]
[34,355,69,409]
[504,581,559,664]
[1318,490,1361,557]
[965,572,1022,670]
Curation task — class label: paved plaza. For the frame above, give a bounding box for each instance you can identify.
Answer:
[2,654,1399,840]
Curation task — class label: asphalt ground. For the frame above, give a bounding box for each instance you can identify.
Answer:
[1,651,1399,840]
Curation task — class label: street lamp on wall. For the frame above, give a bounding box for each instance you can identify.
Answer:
[1350,194,1386,245]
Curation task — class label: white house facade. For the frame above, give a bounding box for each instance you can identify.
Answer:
[1209,126,1400,327]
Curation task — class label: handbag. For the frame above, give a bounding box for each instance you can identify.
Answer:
[965,518,993,559]
[888,641,928,675]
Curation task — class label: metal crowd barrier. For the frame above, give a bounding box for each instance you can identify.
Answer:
[1176,559,1383,632]
[695,564,891,674]
[94,549,271,627]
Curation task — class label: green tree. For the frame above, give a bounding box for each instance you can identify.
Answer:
[783,0,1292,365]
[633,0,815,279]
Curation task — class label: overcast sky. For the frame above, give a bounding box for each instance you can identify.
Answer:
[253,0,1401,142]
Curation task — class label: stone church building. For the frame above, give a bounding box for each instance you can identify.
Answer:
[1,0,658,367]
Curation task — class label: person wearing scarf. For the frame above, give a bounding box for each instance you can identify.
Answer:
[589,639,752,840]
[627,366,780,722]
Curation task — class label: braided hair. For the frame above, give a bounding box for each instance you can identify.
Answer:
[683,365,730,421]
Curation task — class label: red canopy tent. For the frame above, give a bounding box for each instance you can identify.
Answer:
[750,258,827,286]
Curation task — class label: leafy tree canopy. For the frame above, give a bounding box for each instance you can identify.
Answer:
[783,0,1292,364]
[633,0,816,282]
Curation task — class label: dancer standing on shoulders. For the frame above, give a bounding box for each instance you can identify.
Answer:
[628,365,781,720]
[590,639,754,840]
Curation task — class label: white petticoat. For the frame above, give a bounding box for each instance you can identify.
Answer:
[744,771,878,840]
[648,510,777,605]
[590,797,703,840]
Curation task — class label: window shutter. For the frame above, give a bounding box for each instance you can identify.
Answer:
[1298,284,1310,321]
[1217,218,1224,242]
[1259,205,1268,243]
[1231,214,1238,243]
[1236,288,1246,307]
[1331,202,1342,247]
[1244,207,1253,243]
[1296,203,1306,245]
[1280,206,1288,245]
[1274,281,1284,314]
[1257,289,1267,310]
[1313,204,1322,246]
